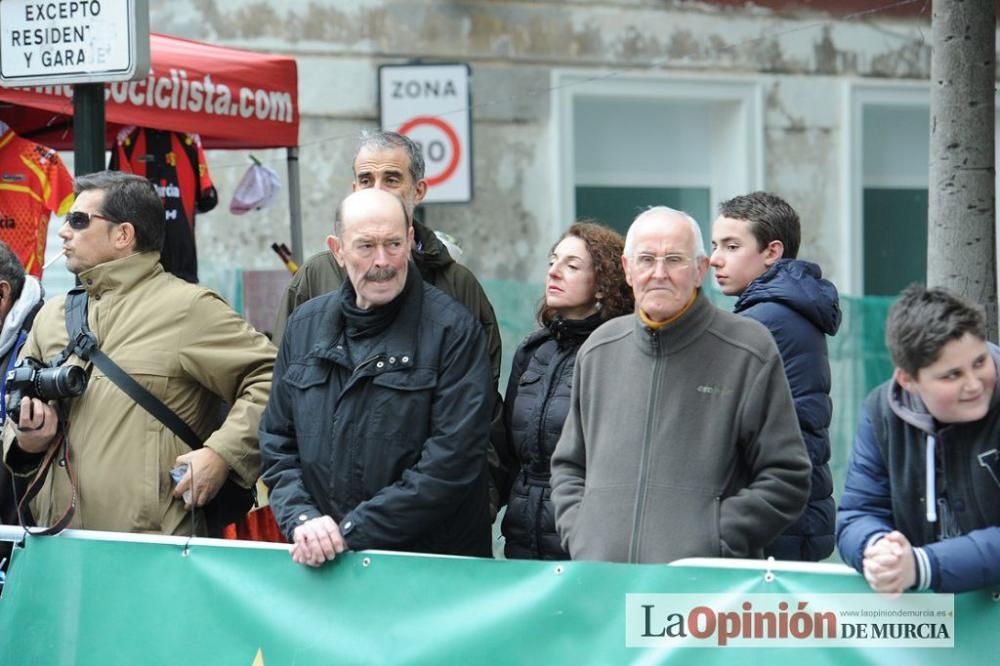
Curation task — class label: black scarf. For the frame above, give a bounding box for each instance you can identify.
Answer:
[546,311,604,349]
[341,262,419,339]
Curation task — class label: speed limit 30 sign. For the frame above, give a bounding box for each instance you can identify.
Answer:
[379,63,472,203]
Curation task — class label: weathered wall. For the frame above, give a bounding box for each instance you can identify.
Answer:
[148,0,947,288]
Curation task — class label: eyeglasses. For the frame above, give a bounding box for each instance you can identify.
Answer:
[631,253,693,274]
[65,211,122,230]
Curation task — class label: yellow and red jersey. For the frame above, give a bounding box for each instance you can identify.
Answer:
[0,127,74,278]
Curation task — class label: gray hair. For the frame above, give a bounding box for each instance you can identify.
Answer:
[353,130,425,183]
[624,206,706,259]
[0,241,25,300]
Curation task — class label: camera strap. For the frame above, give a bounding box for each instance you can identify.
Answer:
[60,289,255,536]
[63,288,203,450]
[17,429,77,536]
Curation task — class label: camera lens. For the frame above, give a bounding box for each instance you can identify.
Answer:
[36,365,88,400]
[57,365,87,397]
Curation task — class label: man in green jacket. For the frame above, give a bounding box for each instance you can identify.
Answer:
[3,171,275,536]
[273,131,501,385]
[551,206,810,563]
[273,131,504,516]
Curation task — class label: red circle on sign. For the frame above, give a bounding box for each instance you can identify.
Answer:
[398,116,462,187]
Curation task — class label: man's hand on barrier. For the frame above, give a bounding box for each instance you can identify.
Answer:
[862,530,917,595]
[172,448,229,509]
[13,398,59,453]
[291,515,347,567]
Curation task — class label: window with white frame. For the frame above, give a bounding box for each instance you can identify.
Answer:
[845,82,1000,297]
[553,73,763,252]
[861,103,929,296]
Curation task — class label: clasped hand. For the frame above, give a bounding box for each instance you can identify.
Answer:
[291,515,347,567]
[862,530,917,595]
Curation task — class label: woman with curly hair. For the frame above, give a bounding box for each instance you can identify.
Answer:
[497,222,633,559]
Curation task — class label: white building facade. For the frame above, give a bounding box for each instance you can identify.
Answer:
[149,0,998,297]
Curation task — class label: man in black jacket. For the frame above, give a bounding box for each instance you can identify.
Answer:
[272,130,504,517]
[260,189,493,565]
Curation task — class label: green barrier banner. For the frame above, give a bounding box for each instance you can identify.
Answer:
[0,532,996,664]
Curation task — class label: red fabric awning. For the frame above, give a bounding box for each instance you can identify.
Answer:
[0,33,299,150]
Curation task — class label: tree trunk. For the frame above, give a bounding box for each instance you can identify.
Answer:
[928,0,997,341]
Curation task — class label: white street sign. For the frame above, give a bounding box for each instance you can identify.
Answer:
[0,0,150,86]
[379,63,472,203]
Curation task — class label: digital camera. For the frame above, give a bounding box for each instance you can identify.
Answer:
[5,357,88,425]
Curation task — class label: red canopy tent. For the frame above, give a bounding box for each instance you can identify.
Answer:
[0,32,304,257]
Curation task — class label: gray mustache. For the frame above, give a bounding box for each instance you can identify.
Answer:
[365,266,398,282]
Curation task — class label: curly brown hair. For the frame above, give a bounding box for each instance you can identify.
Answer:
[538,221,634,326]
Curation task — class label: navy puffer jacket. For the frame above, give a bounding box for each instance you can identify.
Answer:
[735,259,841,561]
[499,315,602,560]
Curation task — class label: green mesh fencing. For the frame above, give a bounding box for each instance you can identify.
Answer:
[482,279,543,391]
[482,280,897,562]
[827,294,896,509]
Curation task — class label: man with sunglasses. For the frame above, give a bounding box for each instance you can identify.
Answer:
[550,206,810,563]
[2,171,275,536]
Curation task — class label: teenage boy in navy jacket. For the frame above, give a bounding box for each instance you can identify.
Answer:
[710,192,841,561]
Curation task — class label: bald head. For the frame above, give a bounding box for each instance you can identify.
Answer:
[328,188,415,310]
[335,187,410,239]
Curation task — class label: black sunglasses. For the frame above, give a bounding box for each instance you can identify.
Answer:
[65,211,122,230]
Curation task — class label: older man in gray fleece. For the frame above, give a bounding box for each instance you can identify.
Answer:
[550,206,810,563]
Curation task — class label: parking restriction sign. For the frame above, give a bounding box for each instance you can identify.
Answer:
[379,63,472,203]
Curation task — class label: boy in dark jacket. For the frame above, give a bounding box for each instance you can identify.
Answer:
[710,192,841,561]
[837,286,1000,594]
